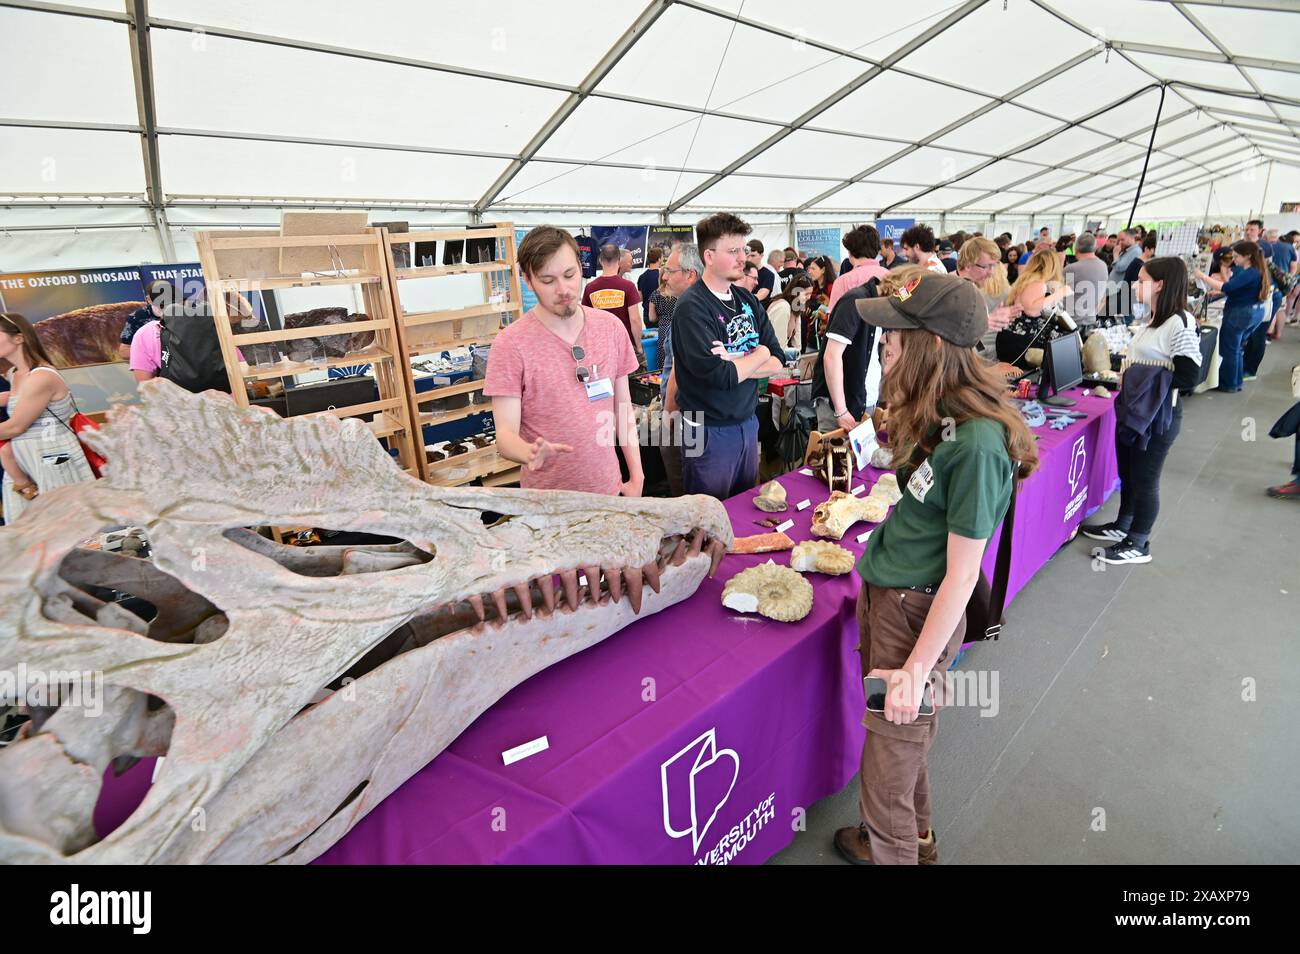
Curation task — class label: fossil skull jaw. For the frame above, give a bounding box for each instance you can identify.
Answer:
[0,380,732,864]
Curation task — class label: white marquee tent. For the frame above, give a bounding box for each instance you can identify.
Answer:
[3,0,1300,268]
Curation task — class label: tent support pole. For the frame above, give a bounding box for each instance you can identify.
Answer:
[787,212,795,251]
[1127,83,1167,228]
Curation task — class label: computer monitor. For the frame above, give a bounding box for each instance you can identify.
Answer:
[1039,331,1083,406]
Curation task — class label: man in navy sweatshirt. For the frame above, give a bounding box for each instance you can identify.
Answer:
[666,212,785,500]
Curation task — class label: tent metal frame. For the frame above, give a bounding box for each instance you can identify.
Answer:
[2,0,1298,242]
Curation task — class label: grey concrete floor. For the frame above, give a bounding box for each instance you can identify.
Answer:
[773,335,1300,865]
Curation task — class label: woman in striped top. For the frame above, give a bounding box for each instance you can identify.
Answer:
[1081,258,1203,565]
[0,313,96,523]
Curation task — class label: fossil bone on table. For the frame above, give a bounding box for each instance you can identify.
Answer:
[0,379,731,864]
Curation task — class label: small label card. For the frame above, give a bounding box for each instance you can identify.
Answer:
[502,736,550,766]
[775,519,795,533]
[856,530,873,544]
[850,485,865,496]
[796,499,811,511]
[799,468,813,476]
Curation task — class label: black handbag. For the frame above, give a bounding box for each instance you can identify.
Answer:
[964,479,1019,641]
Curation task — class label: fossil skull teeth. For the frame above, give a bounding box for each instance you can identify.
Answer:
[721,561,813,622]
[0,379,734,865]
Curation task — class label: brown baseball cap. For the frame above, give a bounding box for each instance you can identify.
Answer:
[855,272,988,348]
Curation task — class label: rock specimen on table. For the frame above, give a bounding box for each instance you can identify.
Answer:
[753,480,788,512]
[34,301,142,367]
[870,446,893,470]
[730,531,795,554]
[1083,330,1111,374]
[868,473,902,505]
[811,491,888,540]
[721,561,813,622]
[790,540,855,576]
[1092,385,1111,399]
[0,379,731,865]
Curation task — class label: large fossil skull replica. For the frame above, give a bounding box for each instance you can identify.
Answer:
[0,380,731,864]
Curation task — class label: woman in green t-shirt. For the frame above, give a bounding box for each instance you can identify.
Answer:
[835,273,1039,866]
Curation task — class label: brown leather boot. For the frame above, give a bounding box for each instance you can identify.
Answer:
[835,824,939,865]
[833,824,875,865]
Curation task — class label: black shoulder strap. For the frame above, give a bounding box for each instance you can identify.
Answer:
[983,479,1019,640]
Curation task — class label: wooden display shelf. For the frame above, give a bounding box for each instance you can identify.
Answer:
[212,273,384,292]
[481,466,522,488]
[197,226,423,479]
[415,379,484,404]
[394,260,511,280]
[364,412,409,439]
[402,301,521,327]
[425,445,514,487]
[418,402,491,428]
[379,223,522,485]
[406,331,500,356]
[393,226,513,244]
[232,318,390,347]
[240,348,392,381]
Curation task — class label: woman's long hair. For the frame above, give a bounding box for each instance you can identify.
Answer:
[1006,248,1063,306]
[1232,240,1272,302]
[771,272,813,311]
[1141,257,1190,330]
[807,255,838,295]
[1003,245,1020,284]
[0,312,58,370]
[882,329,1039,482]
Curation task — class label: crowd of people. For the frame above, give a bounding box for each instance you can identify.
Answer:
[3,208,1298,866]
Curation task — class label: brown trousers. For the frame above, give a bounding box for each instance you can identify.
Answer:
[855,581,967,865]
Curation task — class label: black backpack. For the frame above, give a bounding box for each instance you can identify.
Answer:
[776,400,818,472]
[159,301,233,394]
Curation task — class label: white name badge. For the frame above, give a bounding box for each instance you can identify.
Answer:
[585,377,614,401]
[907,459,935,503]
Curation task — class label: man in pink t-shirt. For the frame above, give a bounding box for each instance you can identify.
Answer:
[484,226,643,496]
[828,224,889,312]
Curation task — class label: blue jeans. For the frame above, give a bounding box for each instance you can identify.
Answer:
[1219,303,1261,390]
[1243,297,1277,376]
[682,416,759,500]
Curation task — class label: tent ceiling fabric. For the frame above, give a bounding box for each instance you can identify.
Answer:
[2,0,1299,228]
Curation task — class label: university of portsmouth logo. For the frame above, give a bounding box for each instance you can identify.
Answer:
[660,728,739,854]
[1064,434,1089,522]
[1068,435,1087,495]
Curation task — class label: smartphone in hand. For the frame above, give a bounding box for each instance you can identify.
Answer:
[864,675,935,716]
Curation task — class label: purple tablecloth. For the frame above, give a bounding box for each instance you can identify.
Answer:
[985,388,1121,606]
[94,389,1117,864]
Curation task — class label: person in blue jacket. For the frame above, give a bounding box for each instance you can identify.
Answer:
[1194,242,1271,392]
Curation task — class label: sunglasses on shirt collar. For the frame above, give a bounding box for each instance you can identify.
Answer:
[571,345,590,384]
